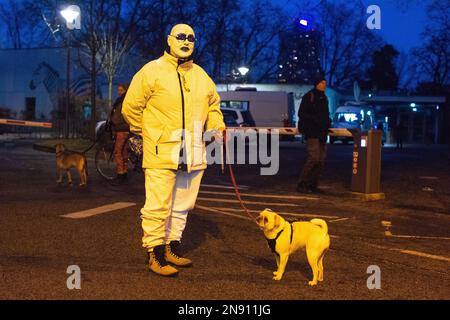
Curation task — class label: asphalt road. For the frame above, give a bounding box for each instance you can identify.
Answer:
[0,139,449,300]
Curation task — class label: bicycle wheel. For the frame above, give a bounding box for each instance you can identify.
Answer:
[95,144,116,180]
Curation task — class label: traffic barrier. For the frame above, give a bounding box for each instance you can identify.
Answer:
[0,119,52,128]
[225,127,353,137]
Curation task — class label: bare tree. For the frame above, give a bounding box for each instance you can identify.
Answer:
[134,0,288,83]
[0,0,49,48]
[412,0,450,86]
[135,0,174,60]
[96,0,154,106]
[396,51,419,90]
[228,0,288,82]
[62,0,154,139]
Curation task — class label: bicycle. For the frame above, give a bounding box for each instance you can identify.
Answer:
[94,121,143,180]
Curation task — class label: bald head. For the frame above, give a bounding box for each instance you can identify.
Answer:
[168,24,196,59]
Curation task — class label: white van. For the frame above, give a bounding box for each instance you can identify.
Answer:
[218,90,295,128]
[330,103,375,144]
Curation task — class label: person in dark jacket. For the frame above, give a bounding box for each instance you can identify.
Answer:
[297,75,331,193]
[110,83,130,185]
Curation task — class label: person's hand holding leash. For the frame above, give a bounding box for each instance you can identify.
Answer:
[210,129,224,145]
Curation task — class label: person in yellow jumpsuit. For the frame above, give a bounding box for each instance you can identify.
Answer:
[122,24,225,277]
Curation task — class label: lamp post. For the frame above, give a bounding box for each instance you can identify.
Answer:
[60,5,80,138]
[238,66,249,84]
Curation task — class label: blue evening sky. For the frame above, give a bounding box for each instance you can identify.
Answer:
[275,0,428,52]
[0,0,429,52]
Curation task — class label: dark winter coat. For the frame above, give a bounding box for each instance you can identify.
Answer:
[297,89,331,141]
[110,94,130,133]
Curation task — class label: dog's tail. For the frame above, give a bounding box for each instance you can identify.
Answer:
[310,218,328,235]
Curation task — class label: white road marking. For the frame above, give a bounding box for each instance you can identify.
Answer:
[368,243,450,262]
[386,234,450,240]
[199,190,319,201]
[392,249,450,263]
[201,184,249,190]
[382,220,450,240]
[208,206,339,219]
[61,202,136,219]
[196,197,300,207]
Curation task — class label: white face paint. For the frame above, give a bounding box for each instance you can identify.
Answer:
[167,24,195,59]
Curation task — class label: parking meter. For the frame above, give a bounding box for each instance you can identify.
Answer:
[351,129,384,200]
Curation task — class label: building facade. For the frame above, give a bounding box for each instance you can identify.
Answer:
[278,19,322,84]
[0,47,93,121]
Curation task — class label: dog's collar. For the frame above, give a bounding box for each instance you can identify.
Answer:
[55,151,64,156]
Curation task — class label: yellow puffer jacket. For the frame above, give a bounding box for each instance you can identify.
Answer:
[122,51,225,172]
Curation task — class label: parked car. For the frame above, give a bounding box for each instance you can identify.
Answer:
[330,103,375,144]
[220,106,255,127]
[219,90,295,128]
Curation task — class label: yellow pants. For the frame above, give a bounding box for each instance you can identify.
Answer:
[141,168,204,251]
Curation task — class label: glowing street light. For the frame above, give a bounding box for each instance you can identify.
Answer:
[299,19,308,27]
[60,5,81,30]
[238,66,249,76]
[59,5,81,138]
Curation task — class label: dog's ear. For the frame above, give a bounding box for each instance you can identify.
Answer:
[273,214,281,229]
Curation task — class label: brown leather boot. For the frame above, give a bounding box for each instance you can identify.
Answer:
[165,241,193,267]
[148,245,179,276]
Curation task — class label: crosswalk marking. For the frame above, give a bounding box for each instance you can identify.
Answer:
[61,202,136,219]
[199,190,319,201]
[196,197,300,207]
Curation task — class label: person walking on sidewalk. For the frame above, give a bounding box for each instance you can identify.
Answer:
[297,75,331,194]
[122,24,225,277]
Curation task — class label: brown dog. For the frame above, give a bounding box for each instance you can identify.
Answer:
[55,143,87,186]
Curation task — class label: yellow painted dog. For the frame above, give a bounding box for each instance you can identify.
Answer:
[55,143,87,186]
[256,209,330,286]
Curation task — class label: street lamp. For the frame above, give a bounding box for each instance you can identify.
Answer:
[238,66,249,84]
[60,5,80,30]
[238,66,249,77]
[60,5,81,138]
